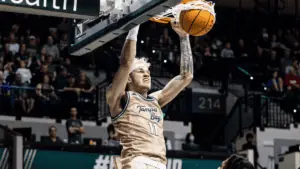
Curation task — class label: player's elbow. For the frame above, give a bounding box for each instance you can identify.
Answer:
[184,74,193,83]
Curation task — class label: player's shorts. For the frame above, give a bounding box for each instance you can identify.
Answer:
[114,156,166,169]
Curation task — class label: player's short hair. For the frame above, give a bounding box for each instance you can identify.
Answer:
[223,154,254,169]
[129,57,151,74]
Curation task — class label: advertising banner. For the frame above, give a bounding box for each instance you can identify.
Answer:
[0,148,222,169]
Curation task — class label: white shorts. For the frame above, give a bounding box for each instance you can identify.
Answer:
[114,156,166,169]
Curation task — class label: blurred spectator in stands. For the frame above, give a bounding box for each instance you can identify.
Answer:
[64,75,79,94]
[64,57,79,76]
[16,44,28,61]
[281,50,293,74]
[66,107,84,144]
[182,133,198,150]
[46,55,56,78]
[27,36,37,57]
[61,75,79,117]
[159,28,173,49]
[103,124,119,147]
[35,74,58,116]
[12,73,34,114]
[292,59,300,76]
[49,28,59,44]
[36,74,57,100]
[32,64,49,85]
[0,71,4,85]
[285,68,300,97]
[42,126,63,144]
[36,48,47,67]
[3,59,15,84]
[43,36,60,60]
[204,46,212,57]
[259,31,269,49]
[220,42,234,58]
[267,70,284,96]
[55,67,68,89]
[0,56,3,70]
[5,33,19,55]
[59,33,68,52]
[268,50,280,72]
[242,133,259,163]
[16,61,32,84]
[271,34,280,49]
[76,71,94,92]
[235,39,248,58]
[255,46,268,72]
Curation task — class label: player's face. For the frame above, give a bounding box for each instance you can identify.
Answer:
[130,67,151,90]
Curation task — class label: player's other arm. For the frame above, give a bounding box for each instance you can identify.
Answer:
[106,25,140,116]
[150,22,193,107]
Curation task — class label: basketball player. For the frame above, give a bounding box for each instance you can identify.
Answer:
[218,154,254,169]
[106,22,193,169]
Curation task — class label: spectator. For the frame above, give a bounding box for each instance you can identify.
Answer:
[242,133,259,163]
[66,107,84,144]
[36,48,47,67]
[27,36,38,57]
[32,64,49,85]
[46,55,56,78]
[204,46,212,57]
[59,33,68,52]
[268,50,280,71]
[64,57,79,76]
[76,71,94,92]
[292,59,300,76]
[16,60,32,84]
[285,68,300,97]
[235,39,248,58]
[5,33,19,55]
[267,70,284,96]
[55,67,68,89]
[43,36,60,60]
[159,28,173,49]
[36,74,57,99]
[16,44,28,61]
[281,50,293,74]
[182,133,198,150]
[42,126,64,144]
[12,73,34,114]
[103,124,119,147]
[220,42,234,58]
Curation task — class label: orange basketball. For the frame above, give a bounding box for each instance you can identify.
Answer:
[180,9,215,36]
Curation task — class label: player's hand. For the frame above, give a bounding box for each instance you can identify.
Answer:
[171,21,189,38]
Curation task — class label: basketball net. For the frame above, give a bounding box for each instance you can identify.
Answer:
[152,0,216,23]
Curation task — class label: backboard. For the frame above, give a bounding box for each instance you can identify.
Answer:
[68,0,181,56]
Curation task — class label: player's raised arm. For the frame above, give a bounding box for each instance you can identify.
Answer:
[150,22,193,107]
[106,25,140,116]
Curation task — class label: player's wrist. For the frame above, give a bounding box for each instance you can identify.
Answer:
[126,25,140,41]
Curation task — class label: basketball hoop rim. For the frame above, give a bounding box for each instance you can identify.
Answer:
[150,0,216,24]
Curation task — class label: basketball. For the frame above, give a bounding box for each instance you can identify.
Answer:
[180,9,215,36]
